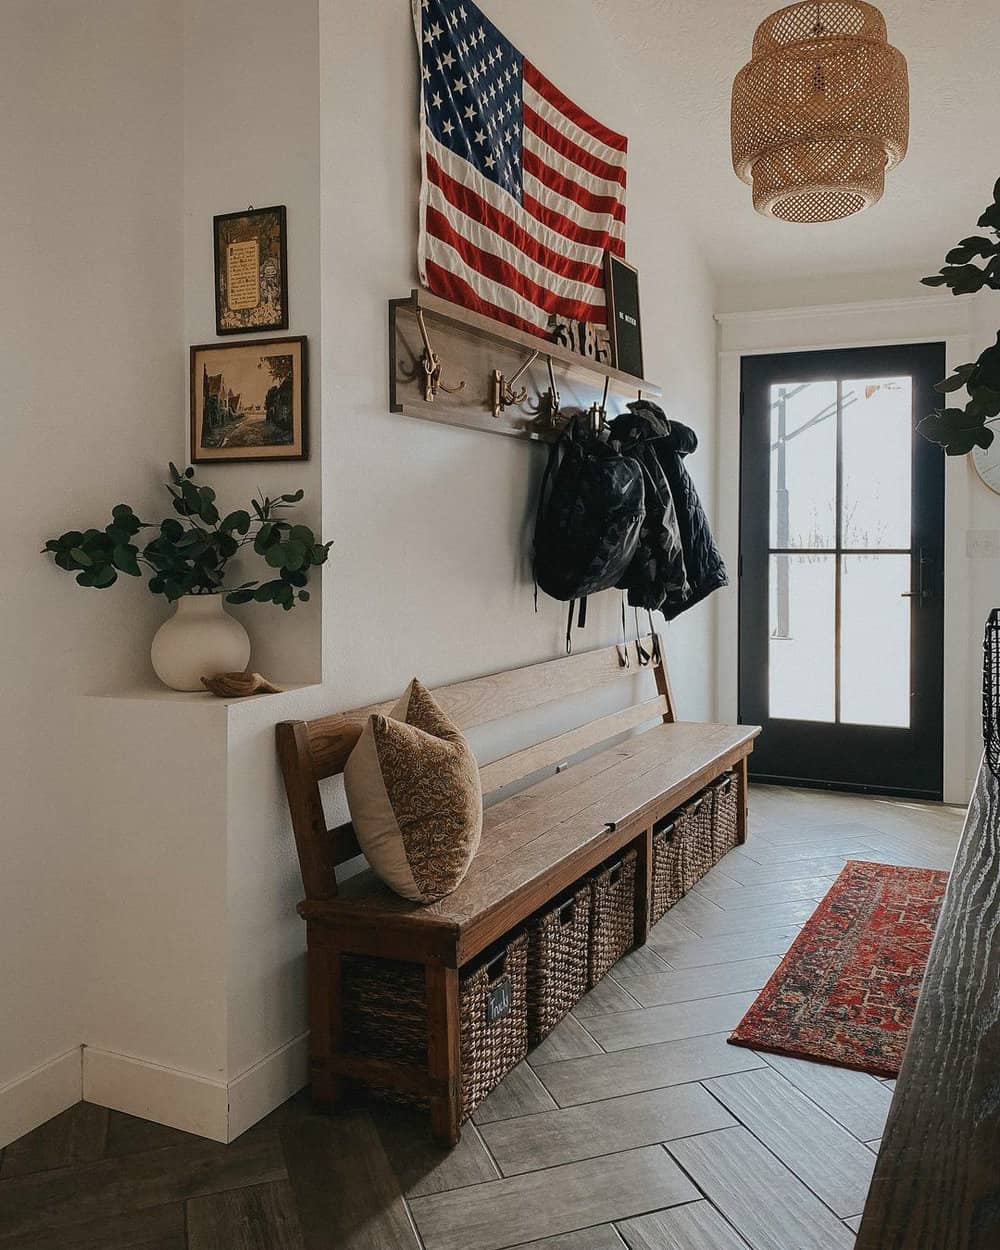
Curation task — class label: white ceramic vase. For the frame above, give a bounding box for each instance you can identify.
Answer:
[150,593,251,692]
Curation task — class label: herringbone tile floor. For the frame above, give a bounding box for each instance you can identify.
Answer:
[0,786,965,1250]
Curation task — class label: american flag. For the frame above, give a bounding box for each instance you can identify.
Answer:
[413,0,628,339]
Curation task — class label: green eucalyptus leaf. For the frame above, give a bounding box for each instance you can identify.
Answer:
[112,545,141,576]
[265,544,286,568]
[221,510,251,534]
[69,547,93,566]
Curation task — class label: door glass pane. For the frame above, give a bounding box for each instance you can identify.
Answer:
[768,554,836,722]
[769,382,838,549]
[840,554,911,727]
[841,376,912,549]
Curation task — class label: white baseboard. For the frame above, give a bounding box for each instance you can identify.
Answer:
[227,1032,309,1140]
[82,1047,229,1143]
[0,1047,82,1150]
[81,1035,309,1144]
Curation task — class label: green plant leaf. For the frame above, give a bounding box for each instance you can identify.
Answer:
[220,510,251,534]
[225,589,256,605]
[978,203,1000,230]
[921,274,948,287]
[69,547,93,566]
[112,545,141,576]
[290,525,314,544]
[299,590,310,603]
[265,544,286,568]
[280,490,304,503]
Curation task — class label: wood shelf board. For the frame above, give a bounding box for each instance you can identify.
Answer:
[406,290,663,398]
[388,290,663,445]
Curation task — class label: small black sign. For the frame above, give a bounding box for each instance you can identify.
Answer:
[604,252,644,379]
[485,977,513,1025]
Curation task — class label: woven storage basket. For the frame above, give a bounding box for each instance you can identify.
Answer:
[460,934,529,1117]
[679,792,715,892]
[588,848,638,987]
[341,932,528,1122]
[650,815,685,926]
[711,771,740,863]
[526,884,591,1045]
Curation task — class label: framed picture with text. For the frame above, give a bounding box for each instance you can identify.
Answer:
[213,205,288,335]
[190,337,307,464]
[604,252,644,379]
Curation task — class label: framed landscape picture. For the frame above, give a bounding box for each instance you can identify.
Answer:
[604,253,644,378]
[213,205,288,335]
[190,337,307,463]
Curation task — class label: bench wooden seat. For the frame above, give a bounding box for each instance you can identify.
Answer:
[277,634,760,1144]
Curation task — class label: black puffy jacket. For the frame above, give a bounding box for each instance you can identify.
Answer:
[614,401,728,620]
[607,409,689,610]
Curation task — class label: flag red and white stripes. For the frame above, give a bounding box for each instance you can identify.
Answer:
[414,0,628,338]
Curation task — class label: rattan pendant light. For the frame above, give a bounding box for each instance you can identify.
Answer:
[731,1,909,222]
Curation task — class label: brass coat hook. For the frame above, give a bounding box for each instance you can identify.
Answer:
[588,374,611,436]
[492,349,540,419]
[415,308,466,403]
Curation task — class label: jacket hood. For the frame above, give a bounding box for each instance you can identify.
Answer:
[624,401,698,457]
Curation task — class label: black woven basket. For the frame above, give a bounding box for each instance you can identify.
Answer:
[710,771,740,862]
[984,609,1000,780]
[679,791,715,891]
[650,815,685,925]
[341,932,528,1122]
[526,884,591,1045]
[588,848,638,987]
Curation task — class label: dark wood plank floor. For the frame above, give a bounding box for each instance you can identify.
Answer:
[0,787,963,1250]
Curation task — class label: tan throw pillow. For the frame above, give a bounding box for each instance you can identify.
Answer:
[343,679,483,903]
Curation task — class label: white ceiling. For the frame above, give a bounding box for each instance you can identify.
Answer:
[600,0,1000,304]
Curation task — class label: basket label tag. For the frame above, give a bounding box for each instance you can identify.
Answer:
[486,977,512,1025]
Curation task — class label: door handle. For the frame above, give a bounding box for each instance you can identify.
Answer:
[901,548,934,603]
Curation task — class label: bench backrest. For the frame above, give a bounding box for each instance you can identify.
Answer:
[276,633,674,900]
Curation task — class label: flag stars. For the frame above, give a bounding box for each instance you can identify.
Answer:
[453,76,466,94]
[441,50,455,68]
[484,153,496,169]
[458,4,467,19]
[430,91,443,109]
[441,118,455,137]
[474,128,487,144]
[424,20,443,44]
[464,104,476,121]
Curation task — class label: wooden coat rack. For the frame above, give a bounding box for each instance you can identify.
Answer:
[389,289,663,443]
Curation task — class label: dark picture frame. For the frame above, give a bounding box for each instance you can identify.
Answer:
[213,205,288,335]
[604,252,644,378]
[190,337,308,464]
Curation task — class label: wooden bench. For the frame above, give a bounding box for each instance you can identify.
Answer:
[277,634,760,1145]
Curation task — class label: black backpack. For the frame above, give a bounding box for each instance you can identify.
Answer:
[533,416,646,646]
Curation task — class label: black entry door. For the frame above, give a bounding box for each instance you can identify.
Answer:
[739,343,945,799]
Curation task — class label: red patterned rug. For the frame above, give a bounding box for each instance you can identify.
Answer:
[728,860,949,1077]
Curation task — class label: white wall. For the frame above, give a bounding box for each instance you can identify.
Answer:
[714,293,1000,802]
[2,0,724,1142]
[1,0,184,1134]
[182,0,323,686]
[319,0,720,723]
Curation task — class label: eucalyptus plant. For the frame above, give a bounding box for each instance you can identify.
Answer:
[42,463,330,610]
[918,177,1000,455]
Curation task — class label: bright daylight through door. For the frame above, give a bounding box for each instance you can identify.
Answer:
[768,376,913,729]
